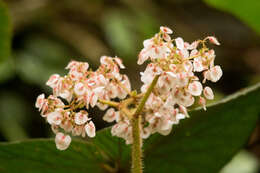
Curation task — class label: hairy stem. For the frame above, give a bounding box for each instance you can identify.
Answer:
[131,115,143,173]
[131,75,159,173]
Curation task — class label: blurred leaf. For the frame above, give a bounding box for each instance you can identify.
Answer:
[0,92,28,141]
[203,0,260,34]
[220,150,258,173]
[0,57,15,83]
[0,82,260,172]
[103,10,137,59]
[15,36,74,85]
[0,0,11,63]
[0,129,130,173]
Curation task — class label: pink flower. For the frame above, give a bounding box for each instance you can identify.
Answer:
[207,36,220,45]
[74,111,89,125]
[85,121,96,137]
[103,108,119,122]
[199,96,207,110]
[74,82,86,96]
[203,86,214,100]
[55,132,71,150]
[114,57,125,69]
[35,94,45,110]
[47,111,63,125]
[205,65,223,82]
[188,81,203,96]
[46,74,60,88]
[160,26,173,34]
[175,37,184,50]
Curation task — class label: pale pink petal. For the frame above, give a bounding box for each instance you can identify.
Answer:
[199,96,207,110]
[47,111,63,125]
[74,111,89,125]
[46,74,60,88]
[188,81,203,96]
[85,121,96,138]
[160,26,173,34]
[103,108,119,122]
[74,82,86,96]
[209,65,223,82]
[35,94,45,109]
[114,57,125,69]
[207,36,220,45]
[55,132,71,150]
[175,37,184,50]
[203,86,214,100]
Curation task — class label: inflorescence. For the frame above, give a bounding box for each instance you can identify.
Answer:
[36,26,222,150]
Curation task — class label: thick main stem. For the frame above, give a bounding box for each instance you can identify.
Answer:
[131,115,142,173]
[131,75,159,173]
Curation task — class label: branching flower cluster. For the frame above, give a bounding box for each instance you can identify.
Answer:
[36,26,222,150]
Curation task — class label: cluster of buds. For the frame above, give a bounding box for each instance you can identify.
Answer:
[36,26,222,150]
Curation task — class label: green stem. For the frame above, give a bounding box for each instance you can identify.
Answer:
[131,75,159,173]
[98,99,119,107]
[133,75,159,118]
[131,115,143,173]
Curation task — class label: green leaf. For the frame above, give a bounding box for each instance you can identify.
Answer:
[203,0,260,34]
[0,83,260,173]
[0,0,11,63]
[0,129,131,173]
[144,82,260,173]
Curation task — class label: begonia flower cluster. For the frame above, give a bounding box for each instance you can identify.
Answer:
[36,56,131,150]
[136,26,222,138]
[36,26,222,150]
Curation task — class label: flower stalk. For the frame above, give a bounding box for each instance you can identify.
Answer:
[131,114,143,173]
[131,75,159,173]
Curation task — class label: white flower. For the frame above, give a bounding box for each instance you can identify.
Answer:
[74,82,86,96]
[103,108,119,122]
[203,86,214,100]
[47,111,63,125]
[69,70,83,81]
[59,90,72,102]
[60,120,73,132]
[175,37,184,50]
[89,92,98,108]
[188,81,203,96]
[46,74,60,88]
[160,26,173,34]
[141,64,162,84]
[206,65,223,82]
[72,125,84,136]
[66,60,80,70]
[173,89,195,107]
[114,57,125,69]
[74,111,89,125]
[55,132,71,150]
[35,94,45,110]
[85,121,96,138]
[193,57,204,72]
[207,36,220,45]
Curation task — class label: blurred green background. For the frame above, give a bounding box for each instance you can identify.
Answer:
[0,0,260,172]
